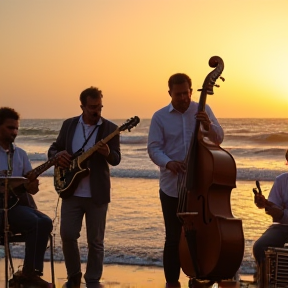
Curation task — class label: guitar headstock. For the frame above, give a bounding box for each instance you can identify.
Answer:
[119,116,140,132]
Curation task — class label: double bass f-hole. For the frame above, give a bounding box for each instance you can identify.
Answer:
[197,195,212,224]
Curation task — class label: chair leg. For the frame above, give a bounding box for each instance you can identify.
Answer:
[49,234,55,287]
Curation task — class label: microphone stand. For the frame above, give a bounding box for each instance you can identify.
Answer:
[3,170,12,288]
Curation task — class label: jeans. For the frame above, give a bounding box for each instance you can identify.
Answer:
[160,189,182,283]
[8,204,53,274]
[253,224,288,264]
[60,196,108,284]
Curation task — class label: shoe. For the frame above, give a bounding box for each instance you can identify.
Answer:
[86,282,103,288]
[62,272,82,288]
[13,270,51,287]
[166,281,181,287]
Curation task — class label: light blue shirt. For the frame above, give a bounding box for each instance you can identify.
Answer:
[147,102,224,198]
[268,172,288,224]
[0,144,32,176]
[72,115,102,197]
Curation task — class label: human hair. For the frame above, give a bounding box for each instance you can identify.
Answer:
[168,73,192,90]
[80,87,103,106]
[0,107,20,125]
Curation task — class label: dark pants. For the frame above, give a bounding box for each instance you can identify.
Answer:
[160,189,182,283]
[8,204,53,275]
[60,196,108,284]
[253,224,288,264]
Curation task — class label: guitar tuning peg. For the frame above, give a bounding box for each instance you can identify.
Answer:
[220,76,225,82]
[214,84,220,88]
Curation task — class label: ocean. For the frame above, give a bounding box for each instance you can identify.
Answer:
[1,118,288,275]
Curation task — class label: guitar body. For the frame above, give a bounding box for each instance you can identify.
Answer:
[54,163,90,199]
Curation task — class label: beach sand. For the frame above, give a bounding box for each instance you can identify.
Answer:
[0,258,255,288]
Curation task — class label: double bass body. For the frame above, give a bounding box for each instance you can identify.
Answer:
[178,56,244,282]
[179,136,244,280]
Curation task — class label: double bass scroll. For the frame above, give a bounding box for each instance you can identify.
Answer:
[177,56,244,282]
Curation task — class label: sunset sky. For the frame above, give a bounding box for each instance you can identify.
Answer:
[1,0,287,119]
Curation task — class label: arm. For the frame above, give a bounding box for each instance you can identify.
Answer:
[148,113,186,174]
[48,121,67,158]
[97,120,121,166]
[267,175,288,223]
[105,133,121,166]
[48,120,72,168]
[147,114,171,168]
[199,105,224,145]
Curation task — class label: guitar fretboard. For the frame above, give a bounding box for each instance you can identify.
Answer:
[78,128,120,163]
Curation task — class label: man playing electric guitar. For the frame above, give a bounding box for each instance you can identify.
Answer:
[48,86,121,288]
[0,107,52,288]
[253,149,288,286]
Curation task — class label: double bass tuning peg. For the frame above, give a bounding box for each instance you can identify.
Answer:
[214,76,225,88]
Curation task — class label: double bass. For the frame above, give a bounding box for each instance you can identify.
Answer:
[177,56,244,283]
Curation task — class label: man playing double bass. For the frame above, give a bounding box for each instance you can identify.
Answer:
[147,73,224,287]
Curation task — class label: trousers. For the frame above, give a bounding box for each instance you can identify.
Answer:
[60,196,108,284]
[160,189,182,283]
[253,224,288,264]
[8,204,53,274]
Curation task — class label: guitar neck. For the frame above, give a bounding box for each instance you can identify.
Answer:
[25,156,58,181]
[78,128,120,163]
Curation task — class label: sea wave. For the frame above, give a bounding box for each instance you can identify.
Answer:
[225,132,288,143]
[225,147,286,157]
[38,166,282,181]
[120,135,147,144]
[18,128,59,136]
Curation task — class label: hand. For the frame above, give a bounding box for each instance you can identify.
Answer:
[97,140,110,157]
[254,193,267,209]
[265,205,284,222]
[166,161,186,175]
[195,111,211,131]
[24,179,39,195]
[56,151,72,168]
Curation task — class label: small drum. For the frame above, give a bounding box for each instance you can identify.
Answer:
[264,246,288,287]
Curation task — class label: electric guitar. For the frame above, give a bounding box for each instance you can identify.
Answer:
[54,116,140,199]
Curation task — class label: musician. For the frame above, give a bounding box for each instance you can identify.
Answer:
[48,87,121,288]
[253,149,288,283]
[0,107,52,287]
[147,73,224,287]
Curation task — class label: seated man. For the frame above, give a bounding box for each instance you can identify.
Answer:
[253,149,288,285]
[0,107,53,287]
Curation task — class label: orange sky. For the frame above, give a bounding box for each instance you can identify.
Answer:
[0,0,287,119]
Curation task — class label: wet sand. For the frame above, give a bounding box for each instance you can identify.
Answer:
[0,258,255,288]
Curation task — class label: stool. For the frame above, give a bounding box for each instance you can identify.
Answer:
[0,232,55,287]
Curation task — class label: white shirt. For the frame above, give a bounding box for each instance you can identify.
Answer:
[147,102,224,198]
[268,172,288,224]
[71,116,102,197]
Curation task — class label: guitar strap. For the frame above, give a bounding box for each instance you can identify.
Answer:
[72,118,106,159]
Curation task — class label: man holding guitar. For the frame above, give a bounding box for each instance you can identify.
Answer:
[0,107,52,287]
[48,87,121,288]
[253,150,288,285]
